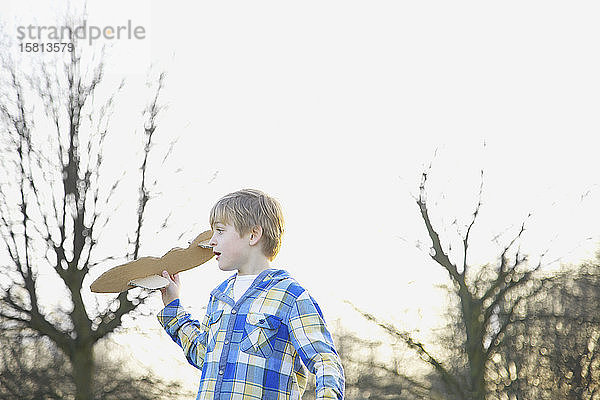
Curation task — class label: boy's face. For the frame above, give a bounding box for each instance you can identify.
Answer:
[209,221,251,272]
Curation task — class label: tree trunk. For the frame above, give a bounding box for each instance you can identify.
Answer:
[460,292,487,400]
[71,344,94,400]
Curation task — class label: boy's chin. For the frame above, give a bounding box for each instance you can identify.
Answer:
[217,263,235,272]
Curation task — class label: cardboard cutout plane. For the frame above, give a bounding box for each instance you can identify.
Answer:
[90,230,214,293]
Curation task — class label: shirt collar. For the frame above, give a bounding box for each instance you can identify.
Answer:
[211,268,286,305]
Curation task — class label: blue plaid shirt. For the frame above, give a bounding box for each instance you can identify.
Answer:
[157,268,345,400]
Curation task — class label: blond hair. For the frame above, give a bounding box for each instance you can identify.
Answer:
[209,189,285,260]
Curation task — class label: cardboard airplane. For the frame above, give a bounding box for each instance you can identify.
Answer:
[90,230,214,293]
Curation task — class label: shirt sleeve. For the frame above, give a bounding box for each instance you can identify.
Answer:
[157,298,210,369]
[287,290,345,400]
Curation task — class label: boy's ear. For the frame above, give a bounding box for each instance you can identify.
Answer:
[248,225,263,246]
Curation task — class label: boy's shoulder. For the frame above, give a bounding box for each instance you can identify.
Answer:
[264,268,308,299]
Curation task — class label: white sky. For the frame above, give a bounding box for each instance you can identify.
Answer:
[4,0,600,393]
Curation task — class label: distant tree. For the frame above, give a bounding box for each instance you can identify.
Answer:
[353,162,553,400]
[303,324,417,400]
[491,253,600,399]
[0,19,170,400]
[336,329,412,400]
[0,325,192,400]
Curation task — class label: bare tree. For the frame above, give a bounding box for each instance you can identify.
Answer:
[0,324,191,400]
[412,164,552,399]
[353,162,553,400]
[0,23,170,400]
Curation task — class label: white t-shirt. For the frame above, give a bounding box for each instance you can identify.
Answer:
[232,274,259,302]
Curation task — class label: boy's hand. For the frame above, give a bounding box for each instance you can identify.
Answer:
[160,270,181,306]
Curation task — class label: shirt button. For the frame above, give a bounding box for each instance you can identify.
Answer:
[224,340,229,345]
[219,369,224,375]
[231,309,237,314]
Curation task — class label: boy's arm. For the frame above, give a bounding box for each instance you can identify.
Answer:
[287,290,345,400]
[157,298,210,369]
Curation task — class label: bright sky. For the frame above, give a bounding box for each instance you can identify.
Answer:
[4,0,600,393]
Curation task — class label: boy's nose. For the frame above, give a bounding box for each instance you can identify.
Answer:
[209,234,217,246]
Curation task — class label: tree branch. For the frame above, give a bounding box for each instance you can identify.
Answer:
[462,169,484,277]
[346,301,467,398]
[481,217,530,304]
[417,170,463,287]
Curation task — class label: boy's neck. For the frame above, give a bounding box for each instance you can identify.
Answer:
[237,263,270,276]
[236,253,271,276]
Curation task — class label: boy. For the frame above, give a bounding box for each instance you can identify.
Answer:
[157,189,345,400]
